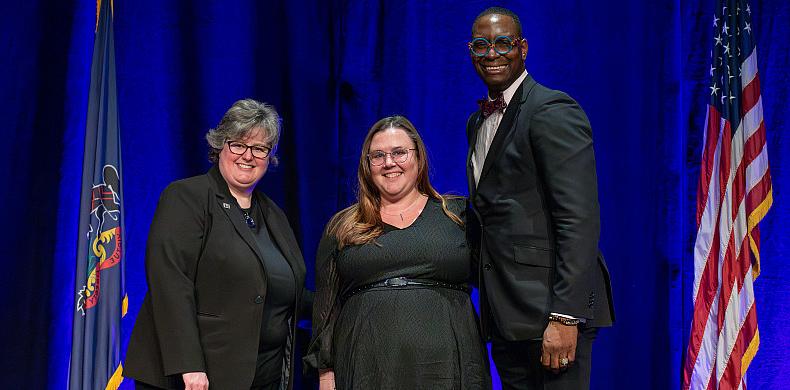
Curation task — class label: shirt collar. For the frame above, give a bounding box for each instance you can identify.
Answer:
[489,70,528,107]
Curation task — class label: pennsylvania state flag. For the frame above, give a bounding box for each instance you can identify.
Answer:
[69,1,127,389]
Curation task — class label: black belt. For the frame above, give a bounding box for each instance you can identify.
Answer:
[341,276,470,302]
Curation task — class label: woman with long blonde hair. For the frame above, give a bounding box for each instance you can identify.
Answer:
[305,116,489,389]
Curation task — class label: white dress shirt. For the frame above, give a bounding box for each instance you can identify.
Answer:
[472,70,529,186]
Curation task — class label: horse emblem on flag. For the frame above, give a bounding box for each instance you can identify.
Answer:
[76,165,123,315]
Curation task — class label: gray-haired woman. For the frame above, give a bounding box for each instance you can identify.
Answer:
[124,99,309,390]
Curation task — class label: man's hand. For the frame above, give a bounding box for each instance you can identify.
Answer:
[182,372,209,390]
[541,321,578,372]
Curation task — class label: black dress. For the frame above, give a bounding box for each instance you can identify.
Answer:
[306,197,489,389]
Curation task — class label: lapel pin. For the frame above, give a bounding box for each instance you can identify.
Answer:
[222,202,231,209]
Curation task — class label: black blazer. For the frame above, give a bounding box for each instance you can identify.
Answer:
[124,166,307,389]
[466,74,614,341]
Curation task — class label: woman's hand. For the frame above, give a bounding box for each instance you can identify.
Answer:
[182,372,209,390]
[319,369,336,390]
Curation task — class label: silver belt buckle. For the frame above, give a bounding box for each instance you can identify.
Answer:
[384,277,408,287]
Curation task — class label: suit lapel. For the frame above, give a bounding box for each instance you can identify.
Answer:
[215,194,267,269]
[466,112,483,198]
[476,76,538,187]
[207,166,267,269]
[477,82,525,184]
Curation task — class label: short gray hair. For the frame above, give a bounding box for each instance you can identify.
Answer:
[206,99,281,164]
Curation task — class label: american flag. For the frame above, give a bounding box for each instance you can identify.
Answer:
[682,0,772,389]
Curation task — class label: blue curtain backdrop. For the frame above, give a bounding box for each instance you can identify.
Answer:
[0,0,787,388]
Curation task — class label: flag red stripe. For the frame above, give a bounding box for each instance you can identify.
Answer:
[750,226,761,258]
[696,108,723,225]
[683,228,721,387]
[684,222,723,387]
[714,119,735,329]
[740,73,760,116]
[741,122,766,169]
[706,370,717,390]
[684,114,729,389]
[720,301,758,388]
[717,229,738,330]
[745,170,770,212]
[718,121,733,204]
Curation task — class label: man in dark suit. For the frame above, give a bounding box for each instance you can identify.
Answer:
[465,7,614,390]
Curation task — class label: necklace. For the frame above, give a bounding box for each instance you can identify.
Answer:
[241,208,256,228]
[380,194,426,222]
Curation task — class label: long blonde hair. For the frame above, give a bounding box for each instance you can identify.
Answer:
[327,116,463,249]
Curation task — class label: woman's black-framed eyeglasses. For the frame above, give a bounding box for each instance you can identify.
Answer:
[226,141,271,159]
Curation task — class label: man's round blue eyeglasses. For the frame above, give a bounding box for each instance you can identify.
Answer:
[468,36,524,57]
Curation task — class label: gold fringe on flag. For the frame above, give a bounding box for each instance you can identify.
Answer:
[105,363,124,390]
[95,0,115,32]
[741,328,760,377]
[747,189,773,279]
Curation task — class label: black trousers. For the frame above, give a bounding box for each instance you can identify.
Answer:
[134,381,166,390]
[491,325,598,390]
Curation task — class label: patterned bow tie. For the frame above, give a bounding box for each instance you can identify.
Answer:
[478,93,507,118]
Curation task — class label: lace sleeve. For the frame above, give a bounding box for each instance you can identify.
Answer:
[303,229,341,371]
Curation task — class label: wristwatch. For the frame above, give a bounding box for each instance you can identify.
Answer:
[548,313,581,326]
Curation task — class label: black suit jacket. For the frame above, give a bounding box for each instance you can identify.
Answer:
[466,74,614,341]
[124,166,307,389]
